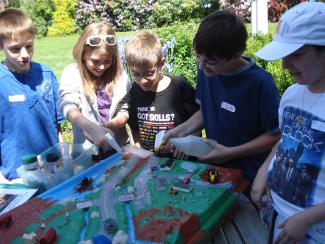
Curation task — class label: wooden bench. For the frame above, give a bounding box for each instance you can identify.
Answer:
[209,194,269,244]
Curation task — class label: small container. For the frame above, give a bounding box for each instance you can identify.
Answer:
[22,154,39,171]
[45,153,62,173]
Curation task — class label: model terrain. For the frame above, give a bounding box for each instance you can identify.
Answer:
[0,153,245,244]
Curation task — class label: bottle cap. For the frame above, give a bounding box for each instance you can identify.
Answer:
[22,154,38,165]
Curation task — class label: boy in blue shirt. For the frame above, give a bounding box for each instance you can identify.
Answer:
[165,10,280,186]
[0,9,64,182]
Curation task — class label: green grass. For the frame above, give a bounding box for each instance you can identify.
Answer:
[33,34,78,78]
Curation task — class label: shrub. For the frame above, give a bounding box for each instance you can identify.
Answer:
[245,34,294,95]
[151,0,199,27]
[74,0,217,31]
[47,0,76,36]
[268,0,305,22]
[151,0,217,27]
[7,0,21,8]
[111,0,155,31]
[157,23,198,87]
[220,0,251,22]
[219,0,305,23]
[75,0,113,31]
[20,0,54,37]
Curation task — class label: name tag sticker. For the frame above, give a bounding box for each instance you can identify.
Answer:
[9,94,25,102]
[311,120,325,132]
[221,101,235,112]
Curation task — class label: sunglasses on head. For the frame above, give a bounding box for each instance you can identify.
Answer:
[86,35,116,46]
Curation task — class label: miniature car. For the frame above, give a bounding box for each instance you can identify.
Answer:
[103,218,117,233]
[183,176,191,184]
[168,187,178,195]
[150,165,160,171]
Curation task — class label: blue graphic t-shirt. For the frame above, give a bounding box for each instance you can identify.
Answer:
[268,84,325,210]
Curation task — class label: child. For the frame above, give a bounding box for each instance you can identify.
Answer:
[164,10,281,185]
[0,9,64,182]
[59,23,130,150]
[109,31,199,154]
[251,2,325,243]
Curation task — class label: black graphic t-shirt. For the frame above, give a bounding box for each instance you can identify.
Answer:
[118,76,199,151]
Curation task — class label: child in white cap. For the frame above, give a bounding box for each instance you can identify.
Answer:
[251,1,325,243]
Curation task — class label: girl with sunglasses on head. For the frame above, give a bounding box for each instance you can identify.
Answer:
[59,23,130,152]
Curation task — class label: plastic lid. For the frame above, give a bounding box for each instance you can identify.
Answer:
[22,154,38,165]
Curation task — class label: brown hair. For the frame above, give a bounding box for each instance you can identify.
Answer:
[0,8,34,47]
[125,31,163,68]
[72,22,122,97]
[193,10,247,60]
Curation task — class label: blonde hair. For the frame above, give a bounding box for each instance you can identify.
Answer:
[125,31,163,68]
[73,22,122,97]
[0,9,34,47]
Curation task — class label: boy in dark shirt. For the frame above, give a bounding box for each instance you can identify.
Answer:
[164,10,280,185]
[108,31,199,153]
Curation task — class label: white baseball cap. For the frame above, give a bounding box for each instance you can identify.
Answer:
[255,1,325,61]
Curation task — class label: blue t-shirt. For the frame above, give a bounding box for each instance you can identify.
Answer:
[196,57,280,183]
[0,62,64,179]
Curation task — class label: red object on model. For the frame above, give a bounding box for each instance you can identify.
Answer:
[0,214,12,228]
[40,227,57,244]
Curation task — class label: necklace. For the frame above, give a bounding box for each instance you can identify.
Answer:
[301,87,324,112]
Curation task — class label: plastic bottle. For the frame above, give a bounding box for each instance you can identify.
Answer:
[169,135,213,157]
[21,154,39,171]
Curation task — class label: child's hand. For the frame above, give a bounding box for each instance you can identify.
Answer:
[162,127,186,145]
[274,212,310,244]
[172,147,188,160]
[83,121,113,151]
[161,128,186,156]
[251,169,270,208]
[197,139,231,164]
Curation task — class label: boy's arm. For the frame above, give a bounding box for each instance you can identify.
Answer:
[163,109,204,141]
[251,143,278,208]
[106,113,128,129]
[275,202,325,243]
[107,92,131,129]
[198,132,280,164]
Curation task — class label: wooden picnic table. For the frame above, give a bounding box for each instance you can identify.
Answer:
[205,193,269,244]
